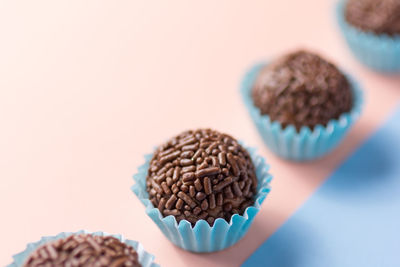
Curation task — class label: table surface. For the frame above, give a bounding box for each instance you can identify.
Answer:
[243,106,400,267]
[0,1,399,266]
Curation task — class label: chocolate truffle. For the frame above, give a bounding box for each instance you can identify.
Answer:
[23,234,141,267]
[146,129,257,226]
[345,0,400,36]
[252,50,353,131]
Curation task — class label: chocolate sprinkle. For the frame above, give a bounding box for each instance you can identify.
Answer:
[252,50,353,131]
[23,234,141,267]
[146,129,257,226]
[345,0,400,36]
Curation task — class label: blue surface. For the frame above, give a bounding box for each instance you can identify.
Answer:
[243,105,400,267]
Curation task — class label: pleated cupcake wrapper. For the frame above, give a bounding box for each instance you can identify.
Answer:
[240,63,363,161]
[131,144,272,253]
[7,230,159,267]
[336,0,400,72]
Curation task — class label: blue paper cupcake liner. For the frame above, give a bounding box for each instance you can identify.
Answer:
[240,63,363,161]
[336,0,400,72]
[7,230,159,267]
[131,143,272,253]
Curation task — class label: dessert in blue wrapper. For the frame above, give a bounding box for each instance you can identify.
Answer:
[337,0,400,72]
[132,129,272,253]
[7,230,159,267]
[241,50,363,161]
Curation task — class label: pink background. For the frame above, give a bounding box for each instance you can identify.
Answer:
[0,1,399,266]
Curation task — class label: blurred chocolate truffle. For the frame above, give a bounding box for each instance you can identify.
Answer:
[146,129,257,226]
[252,50,353,131]
[345,0,400,36]
[23,234,141,267]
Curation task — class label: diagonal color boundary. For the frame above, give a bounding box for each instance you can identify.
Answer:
[243,104,400,267]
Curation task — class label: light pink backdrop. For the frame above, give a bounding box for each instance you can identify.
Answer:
[0,1,399,266]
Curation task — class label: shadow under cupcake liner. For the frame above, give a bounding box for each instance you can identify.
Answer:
[7,230,159,267]
[240,63,363,161]
[131,144,272,253]
[336,0,400,72]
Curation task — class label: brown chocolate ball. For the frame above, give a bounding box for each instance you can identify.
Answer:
[252,50,353,131]
[345,0,400,36]
[146,129,257,226]
[23,234,141,267]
